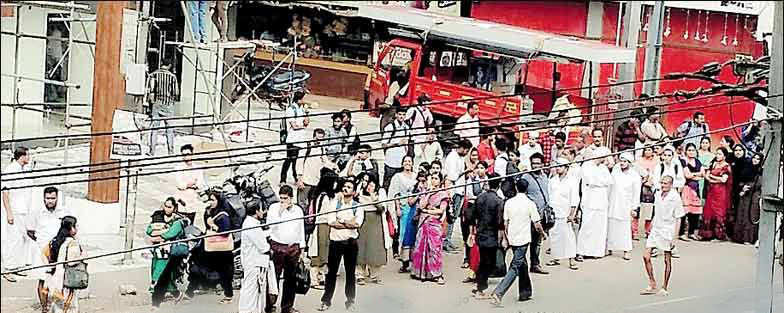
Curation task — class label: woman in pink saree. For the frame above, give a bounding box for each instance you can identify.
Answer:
[411,173,450,285]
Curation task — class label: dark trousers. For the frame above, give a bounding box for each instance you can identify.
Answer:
[476,246,497,292]
[681,213,701,235]
[151,256,182,307]
[529,227,543,268]
[461,214,471,262]
[186,251,234,298]
[321,239,359,308]
[267,241,301,313]
[493,245,532,300]
[280,144,301,183]
[382,165,402,191]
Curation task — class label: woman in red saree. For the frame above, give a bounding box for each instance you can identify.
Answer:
[699,147,732,241]
[411,173,450,284]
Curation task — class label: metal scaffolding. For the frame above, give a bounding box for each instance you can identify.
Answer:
[1,1,96,205]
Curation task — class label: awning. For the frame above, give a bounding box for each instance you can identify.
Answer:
[358,4,636,64]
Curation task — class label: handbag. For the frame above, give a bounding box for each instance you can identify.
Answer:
[63,242,89,290]
[293,259,310,295]
[204,230,234,252]
[531,176,556,231]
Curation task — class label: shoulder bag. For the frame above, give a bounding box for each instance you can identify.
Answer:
[531,176,556,231]
[63,242,89,290]
[294,258,311,295]
[204,230,234,252]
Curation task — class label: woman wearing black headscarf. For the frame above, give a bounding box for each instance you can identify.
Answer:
[727,143,749,238]
[731,153,763,244]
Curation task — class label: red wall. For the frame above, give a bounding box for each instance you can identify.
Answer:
[471,1,761,143]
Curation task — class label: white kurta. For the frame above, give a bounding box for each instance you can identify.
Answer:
[576,162,613,257]
[30,205,70,280]
[606,166,642,252]
[549,174,579,259]
[239,217,271,313]
[1,161,35,270]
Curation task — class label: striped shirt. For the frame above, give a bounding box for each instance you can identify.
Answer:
[147,69,179,116]
[614,121,639,152]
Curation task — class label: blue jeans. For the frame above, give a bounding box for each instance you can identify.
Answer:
[149,109,174,156]
[493,245,532,300]
[444,193,464,248]
[188,0,208,42]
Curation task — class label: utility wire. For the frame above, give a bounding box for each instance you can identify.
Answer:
[4,95,779,189]
[3,94,773,183]
[0,75,691,144]
[0,119,769,276]
[1,91,752,178]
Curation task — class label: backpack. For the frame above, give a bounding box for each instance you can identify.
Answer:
[659,162,680,178]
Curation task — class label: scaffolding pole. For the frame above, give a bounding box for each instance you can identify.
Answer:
[61,1,76,206]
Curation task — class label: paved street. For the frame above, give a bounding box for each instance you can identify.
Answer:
[2,237,782,313]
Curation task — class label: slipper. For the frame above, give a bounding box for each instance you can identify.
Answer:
[640,287,657,295]
[461,262,470,269]
[623,254,632,261]
[436,277,446,285]
[657,289,670,296]
[545,260,560,266]
[569,264,579,270]
[490,294,504,308]
[219,297,233,304]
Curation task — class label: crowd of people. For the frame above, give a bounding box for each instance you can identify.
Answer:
[0,91,776,312]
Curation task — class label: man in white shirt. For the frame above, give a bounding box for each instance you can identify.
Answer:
[175,144,207,223]
[266,185,306,313]
[490,179,546,306]
[547,158,580,270]
[297,128,332,210]
[641,175,685,297]
[493,138,510,176]
[607,153,641,261]
[406,94,434,150]
[443,139,472,252]
[576,147,614,259]
[319,179,364,312]
[281,93,310,184]
[518,131,543,172]
[382,108,410,190]
[32,186,69,307]
[454,101,480,147]
[239,204,272,313]
[640,107,668,146]
[1,146,35,282]
[651,145,686,192]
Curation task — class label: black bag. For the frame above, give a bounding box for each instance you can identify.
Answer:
[491,247,507,278]
[531,176,556,231]
[294,259,310,295]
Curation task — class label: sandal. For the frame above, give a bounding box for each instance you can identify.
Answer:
[568,263,579,270]
[461,262,470,269]
[623,253,632,261]
[436,277,446,285]
[545,260,560,266]
[640,286,657,295]
[219,297,233,304]
[490,294,504,308]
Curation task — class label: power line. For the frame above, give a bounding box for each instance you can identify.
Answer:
[1,75,686,144]
[5,95,778,189]
[0,118,768,276]
[3,94,769,182]
[2,91,750,178]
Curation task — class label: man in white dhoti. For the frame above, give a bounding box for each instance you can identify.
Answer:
[32,186,70,308]
[240,204,272,313]
[1,146,36,283]
[641,175,684,297]
[607,153,641,261]
[546,158,580,270]
[576,147,613,259]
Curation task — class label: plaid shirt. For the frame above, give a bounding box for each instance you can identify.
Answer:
[538,132,556,165]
